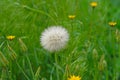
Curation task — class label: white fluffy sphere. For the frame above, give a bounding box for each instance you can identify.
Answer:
[40,26,69,52]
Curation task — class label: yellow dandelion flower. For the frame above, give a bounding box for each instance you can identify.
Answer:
[68,15,76,19]
[6,35,15,40]
[68,75,81,80]
[109,22,117,27]
[90,2,97,8]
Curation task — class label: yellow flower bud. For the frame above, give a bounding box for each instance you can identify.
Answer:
[6,35,15,40]
[109,22,117,27]
[68,15,76,19]
[90,2,97,8]
[68,75,81,80]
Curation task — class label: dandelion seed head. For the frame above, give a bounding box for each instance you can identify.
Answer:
[40,26,69,52]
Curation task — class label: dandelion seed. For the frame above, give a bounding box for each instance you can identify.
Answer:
[40,26,69,52]
[109,21,117,27]
[6,35,15,40]
[90,2,97,8]
[68,75,81,80]
[68,15,76,19]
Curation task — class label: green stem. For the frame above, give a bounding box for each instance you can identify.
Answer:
[106,69,108,80]
[110,28,116,80]
[16,61,30,80]
[22,5,57,25]
[25,55,35,79]
[55,53,59,80]
[71,20,73,33]
[63,65,69,80]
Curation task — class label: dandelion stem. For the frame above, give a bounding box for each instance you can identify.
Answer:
[55,53,59,80]
[70,20,74,33]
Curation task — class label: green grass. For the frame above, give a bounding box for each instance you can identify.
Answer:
[0,0,120,80]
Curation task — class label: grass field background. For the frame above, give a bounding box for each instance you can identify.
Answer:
[0,0,120,80]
